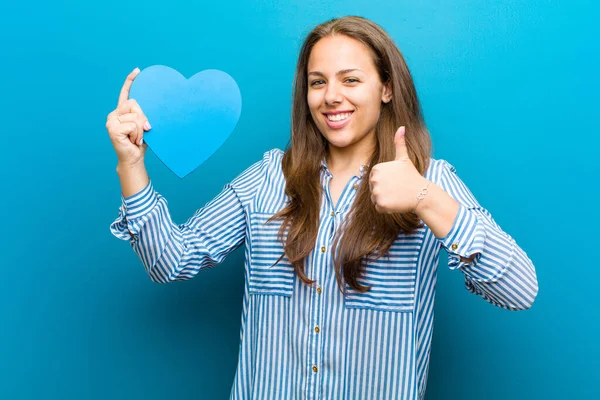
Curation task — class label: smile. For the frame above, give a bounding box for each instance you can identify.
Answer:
[323,111,354,129]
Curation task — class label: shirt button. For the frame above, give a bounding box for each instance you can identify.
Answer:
[315,326,320,333]
[321,246,326,253]
[353,183,359,190]
[312,366,318,373]
[330,211,335,217]
[317,286,322,294]
[451,243,458,250]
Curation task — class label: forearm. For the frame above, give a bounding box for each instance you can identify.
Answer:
[116,161,150,198]
[110,181,246,283]
[415,160,539,310]
[420,191,537,309]
[110,150,273,284]
[415,182,477,263]
[415,181,459,237]
[460,229,538,310]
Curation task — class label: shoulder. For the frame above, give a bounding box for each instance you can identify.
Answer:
[258,148,285,175]
[265,148,285,164]
[229,148,285,191]
[424,158,456,183]
[229,148,288,210]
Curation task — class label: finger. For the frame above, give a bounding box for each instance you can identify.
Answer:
[114,121,140,145]
[106,114,137,142]
[127,103,149,144]
[116,101,151,130]
[114,112,138,122]
[115,98,139,115]
[118,68,141,106]
[114,112,147,128]
[129,102,151,144]
[369,173,378,193]
[115,103,150,145]
[107,110,118,121]
[394,126,409,161]
[368,169,376,189]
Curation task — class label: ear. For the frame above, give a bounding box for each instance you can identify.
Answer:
[381,82,392,104]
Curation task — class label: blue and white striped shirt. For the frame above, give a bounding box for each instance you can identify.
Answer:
[110,148,538,400]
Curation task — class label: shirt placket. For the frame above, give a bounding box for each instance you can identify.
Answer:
[306,172,333,400]
[306,168,363,399]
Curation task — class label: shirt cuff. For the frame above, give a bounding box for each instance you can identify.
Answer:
[121,180,158,220]
[436,204,486,270]
[109,180,158,241]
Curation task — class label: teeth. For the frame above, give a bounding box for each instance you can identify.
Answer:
[327,112,352,122]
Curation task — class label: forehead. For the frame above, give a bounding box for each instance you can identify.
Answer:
[307,35,376,73]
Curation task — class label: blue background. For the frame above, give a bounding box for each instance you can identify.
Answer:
[1,0,598,399]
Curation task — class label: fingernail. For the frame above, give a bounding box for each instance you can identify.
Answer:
[134,67,140,73]
[140,138,144,145]
[144,121,151,130]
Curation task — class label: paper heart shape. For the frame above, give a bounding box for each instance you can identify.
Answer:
[129,65,242,178]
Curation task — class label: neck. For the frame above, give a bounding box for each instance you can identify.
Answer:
[326,136,375,177]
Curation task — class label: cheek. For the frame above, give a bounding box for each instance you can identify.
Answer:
[361,91,384,117]
[349,87,379,111]
[307,90,321,111]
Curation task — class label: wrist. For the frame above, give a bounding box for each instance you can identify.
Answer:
[116,161,145,175]
[116,162,149,199]
[413,178,433,215]
[414,182,460,238]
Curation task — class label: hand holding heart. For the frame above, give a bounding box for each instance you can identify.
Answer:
[369,126,430,214]
[105,68,152,167]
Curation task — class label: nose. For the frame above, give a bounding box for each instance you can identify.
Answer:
[324,81,343,106]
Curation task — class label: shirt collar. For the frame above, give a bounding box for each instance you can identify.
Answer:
[320,158,370,179]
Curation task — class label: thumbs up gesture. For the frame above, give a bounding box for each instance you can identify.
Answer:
[369,126,431,214]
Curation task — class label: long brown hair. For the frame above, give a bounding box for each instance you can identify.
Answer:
[271,16,432,293]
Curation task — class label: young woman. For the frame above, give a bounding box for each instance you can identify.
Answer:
[106,16,538,400]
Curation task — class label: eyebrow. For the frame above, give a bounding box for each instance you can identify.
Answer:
[308,68,363,77]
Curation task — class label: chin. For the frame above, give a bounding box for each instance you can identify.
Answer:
[322,126,366,147]
[324,135,357,149]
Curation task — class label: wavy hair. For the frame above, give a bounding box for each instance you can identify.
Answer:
[272,16,432,293]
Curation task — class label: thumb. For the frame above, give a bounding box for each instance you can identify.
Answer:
[394,126,409,161]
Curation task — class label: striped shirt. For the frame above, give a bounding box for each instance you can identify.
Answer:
[110,148,538,400]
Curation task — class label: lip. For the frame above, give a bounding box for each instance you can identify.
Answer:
[322,110,354,130]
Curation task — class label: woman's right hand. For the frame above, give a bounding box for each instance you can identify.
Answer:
[106,68,152,167]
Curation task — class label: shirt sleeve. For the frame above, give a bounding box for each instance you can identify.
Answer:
[435,160,539,310]
[109,150,275,283]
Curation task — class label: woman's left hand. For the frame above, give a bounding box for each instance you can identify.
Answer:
[369,126,430,214]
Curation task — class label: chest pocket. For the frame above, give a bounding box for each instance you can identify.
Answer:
[248,212,295,297]
[343,228,425,313]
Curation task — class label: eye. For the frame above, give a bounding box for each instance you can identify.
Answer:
[344,78,360,84]
[310,80,325,86]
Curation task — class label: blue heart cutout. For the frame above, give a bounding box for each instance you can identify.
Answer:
[129,65,242,178]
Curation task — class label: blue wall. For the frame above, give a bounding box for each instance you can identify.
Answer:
[1,0,598,398]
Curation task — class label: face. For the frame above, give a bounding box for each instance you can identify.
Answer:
[306,35,392,154]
